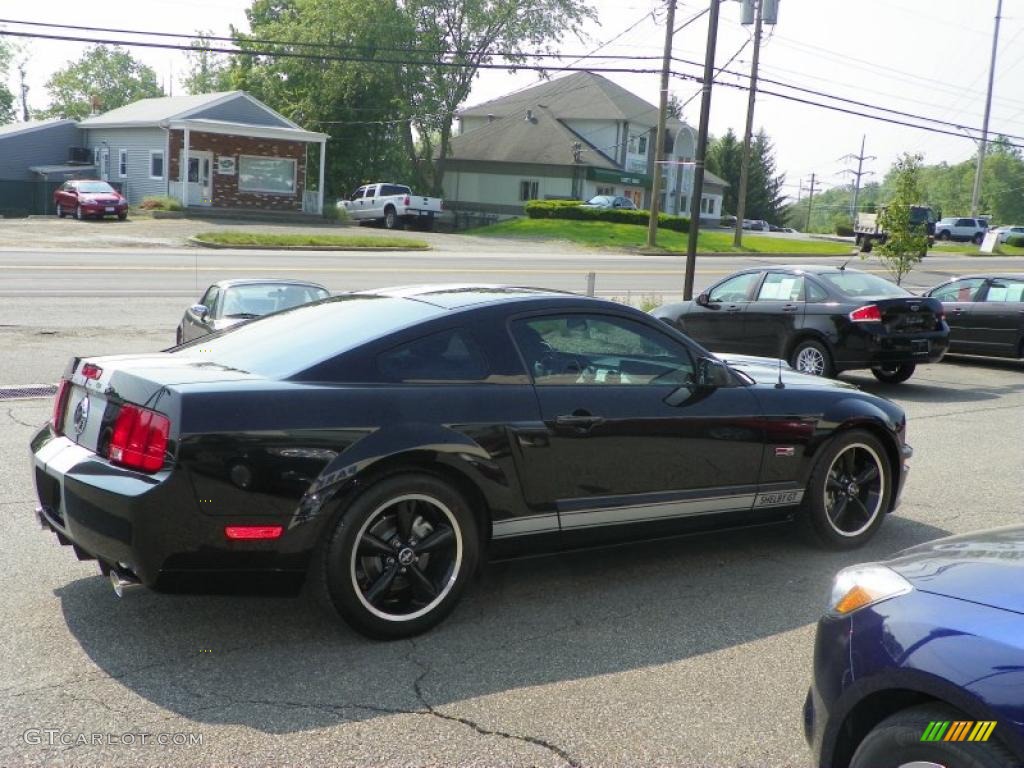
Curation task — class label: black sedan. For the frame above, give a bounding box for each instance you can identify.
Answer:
[924,273,1024,360]
[652,266,949,383]
[176,278,330,344]
[33,286,912,639]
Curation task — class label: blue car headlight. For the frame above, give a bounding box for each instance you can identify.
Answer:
[827,564,913,616]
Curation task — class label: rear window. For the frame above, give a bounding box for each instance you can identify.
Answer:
[172,295,443,378]
[817,271,910,298]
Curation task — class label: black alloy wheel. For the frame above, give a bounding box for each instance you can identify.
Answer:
[797,429,891,549]
[850,704,1016,768]
[871,362,916,383]
[318,474,478,639]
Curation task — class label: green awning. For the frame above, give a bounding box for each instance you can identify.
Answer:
[586,166,652,188]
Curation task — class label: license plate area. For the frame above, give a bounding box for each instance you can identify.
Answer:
[911,339,930,355]
[105,206,115,212]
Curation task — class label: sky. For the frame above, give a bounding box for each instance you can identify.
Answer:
[4,0,1024,203]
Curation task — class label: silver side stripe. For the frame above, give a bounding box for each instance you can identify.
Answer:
[492,513,559,539]
[492,489,804,538]
[560,493,757,530]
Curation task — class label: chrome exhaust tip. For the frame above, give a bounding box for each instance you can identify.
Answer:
[103,563,141,598]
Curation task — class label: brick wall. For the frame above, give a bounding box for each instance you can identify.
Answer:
[168,130,307,210]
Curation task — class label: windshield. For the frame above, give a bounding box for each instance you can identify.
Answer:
[174,295,444,378]
[220,283,330,318]
[818,271,910,298]
[77,182,116,194]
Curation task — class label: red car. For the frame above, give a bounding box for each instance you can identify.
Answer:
[53,180,128,220]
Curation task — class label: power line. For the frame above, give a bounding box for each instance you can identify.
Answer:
[837,135,875,221]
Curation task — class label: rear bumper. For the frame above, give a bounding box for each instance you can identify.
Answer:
[834,328,949,370]
[31,427,309,586]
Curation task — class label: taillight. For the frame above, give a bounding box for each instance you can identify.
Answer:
[51,379,71,433]
[225,525,284,540]
[849,304,882,322]
[82,363,102,380]
[108,404,170,473]
[403,195,410,205]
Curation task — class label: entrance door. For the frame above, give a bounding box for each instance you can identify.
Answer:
[186,151,213,206]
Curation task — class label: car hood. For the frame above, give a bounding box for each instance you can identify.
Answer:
[885,526,1024,615]
[718,354,860,390]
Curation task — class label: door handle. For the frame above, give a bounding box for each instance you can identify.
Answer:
[952,307,965,313]
[782,304,800,313]
[554,413,605,429]
[725,305,743,313]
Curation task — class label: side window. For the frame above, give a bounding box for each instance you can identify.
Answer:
[511,314,694,386]
[364,186,377,198]
[708,272,759,302]
[377,329,489,383]
[983,280,1024,303]
[805,279,827,302]
[757,272,805,301]
[200,286,220,315]
[956,219,974,227]
[930,278,985,302]
[350,187,365,201]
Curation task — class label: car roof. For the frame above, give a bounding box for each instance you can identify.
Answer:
[732,264,874,276]
[355,284,583,310]
[937,273,1024,282]
[213,278,329,290]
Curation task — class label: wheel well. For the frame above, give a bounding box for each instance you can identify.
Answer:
[787,332,832,362]
[384,204,396,213]
[332,454,492,552]
[831,689,939,768]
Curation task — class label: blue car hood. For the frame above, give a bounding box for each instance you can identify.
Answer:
[885,525,1024,615]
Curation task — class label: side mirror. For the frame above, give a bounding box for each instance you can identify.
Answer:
[697,357,732,388]
[696,292,711,307]
[190,303,209,320]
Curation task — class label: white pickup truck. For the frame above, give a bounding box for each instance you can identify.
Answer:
[338,183,443,230]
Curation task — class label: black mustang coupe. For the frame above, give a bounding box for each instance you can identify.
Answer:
[652,265,949,383]
[32,286,912,639]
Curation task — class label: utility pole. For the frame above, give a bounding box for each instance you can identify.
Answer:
[732,0,764,247]
[646,0,678,249]
[838,135,875,221]
[971,0,1003,215]
[683,0,722,300]
[802,173,818,232]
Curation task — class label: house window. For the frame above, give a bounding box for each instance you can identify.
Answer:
[596,186,614,196]
[637,136,647,155]
[519,180,539,201]
[238,156,297,195]
[701,198,708,214]
[707,198,716,215]
[118,149,128,178]
[149,151,164,180]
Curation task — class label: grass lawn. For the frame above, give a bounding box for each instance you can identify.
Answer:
[192,231,429,249]
[473,218,853,254]
[932,241,1024,257]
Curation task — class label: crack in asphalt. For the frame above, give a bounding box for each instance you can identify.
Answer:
[406,640,582,768]
[910,401,1024,421]
[5,406,40,429]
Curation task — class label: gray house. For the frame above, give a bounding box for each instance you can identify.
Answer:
[0,120,98,215]
[78,91,329,213]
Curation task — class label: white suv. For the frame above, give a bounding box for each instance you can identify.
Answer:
[934,217,988,243]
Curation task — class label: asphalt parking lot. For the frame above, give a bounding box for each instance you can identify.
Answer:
[2,326,1022,766]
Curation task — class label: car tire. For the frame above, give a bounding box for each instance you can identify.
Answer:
[861,237,873,253]
[973,232,984,245]
[75,205,84,221]
[850,703,1016,768]
[797,428,891,550]
[118,213,128,221]
[790,339,834,377]
[383,207,400,230]
[56,204,65,218]
[871,363,916,383]
[317,473,479,640]
[938,230,950,241]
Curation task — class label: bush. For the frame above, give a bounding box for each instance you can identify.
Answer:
[1005,234,1024,247]
[139,195,183,211]
[835,224,854,237]
[524,199,689,233]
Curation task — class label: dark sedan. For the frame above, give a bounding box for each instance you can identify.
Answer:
[53,179,128,220]
[925,274,1024,360]
[176,279,330,343]
[33,286,912,639]
[806,526,1024,768]
[652,266,949,383]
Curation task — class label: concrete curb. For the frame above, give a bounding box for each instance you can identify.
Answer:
[187,236,430,251]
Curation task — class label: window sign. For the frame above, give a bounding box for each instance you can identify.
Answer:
[217,156,237,175]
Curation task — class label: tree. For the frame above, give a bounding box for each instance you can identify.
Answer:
[0,39,15,125]
[182,32,233,94]
[403,0,597,195]
[39,46,163,120]
[666,93,684,121]
[873,153,928,285]
[745,129,786,224]
[705,128,742,215]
